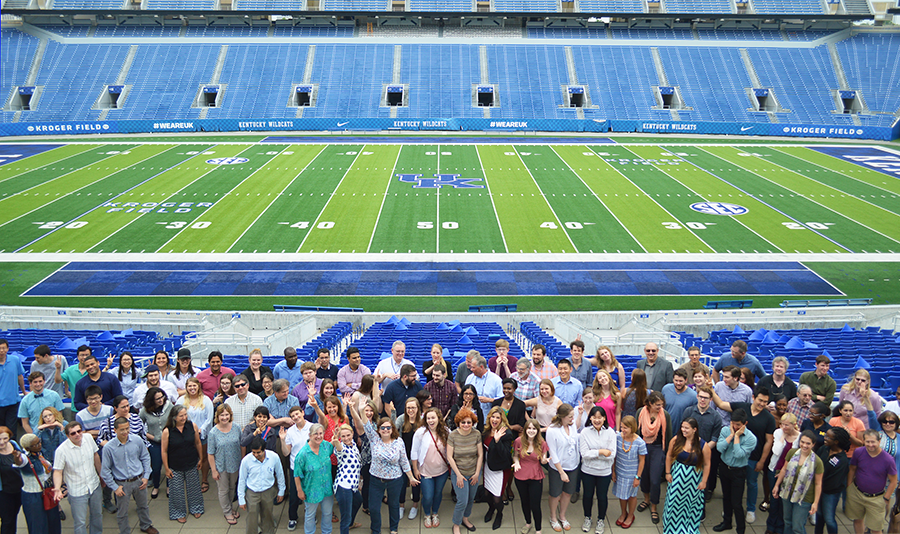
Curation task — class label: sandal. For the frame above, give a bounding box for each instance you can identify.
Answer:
[233,510,240,519]
[636,502,650,513]
[759,501,770,512]
[651,512,659,524]
[201,482,210,493]
[550,520,562,532]
[193,513,203,519]
[176,517,187,524]
[349,523,362,530]
[225,514,237,525]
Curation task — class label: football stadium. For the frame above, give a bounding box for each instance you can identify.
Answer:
[1,0,900,532]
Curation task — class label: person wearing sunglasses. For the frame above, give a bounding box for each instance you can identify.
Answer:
[52,422,103,534]
[839,370,883,430]
[225,378,263,430]
[879,413,900,514]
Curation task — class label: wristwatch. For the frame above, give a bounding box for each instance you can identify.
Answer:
[634,475,641,480]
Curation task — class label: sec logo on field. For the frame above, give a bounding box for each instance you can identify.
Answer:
[689,202,749,216]
[206,157,249,165]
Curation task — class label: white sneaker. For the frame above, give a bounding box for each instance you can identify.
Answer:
[399,507,405,519]
[409,507,418,520]
[582,517,591,532]
[595,520,604,534]
[746,512,756,524]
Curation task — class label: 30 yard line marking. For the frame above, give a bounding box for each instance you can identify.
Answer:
[366,146,404,253]
[513,147,578,253]
[474,146,509,253]
[295,149,364,253]
[155,147,288,253]
[589,146,716,253]
[226,144,327,253]
[549,145,647,253]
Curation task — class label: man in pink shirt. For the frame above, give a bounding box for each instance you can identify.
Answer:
[196,351,235,399]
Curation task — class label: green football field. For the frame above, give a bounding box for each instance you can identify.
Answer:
[2,140,900,254]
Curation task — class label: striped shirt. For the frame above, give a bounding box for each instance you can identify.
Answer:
[225,392,263,429]
[97,412,149,447]
[53,437,101,497]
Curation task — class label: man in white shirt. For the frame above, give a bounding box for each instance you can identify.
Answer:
[374,340,413,388]
[53,421,103,534]
[279,406,310,531]
[226,375,263,430]
[464,353,503,417]
[131,365,178,407]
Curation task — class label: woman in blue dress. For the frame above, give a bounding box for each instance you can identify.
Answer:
[612,416,646,529]
[662,418,712,534]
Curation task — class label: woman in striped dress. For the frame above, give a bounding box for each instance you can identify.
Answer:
[612,416,646,530]
[662,418,711,534]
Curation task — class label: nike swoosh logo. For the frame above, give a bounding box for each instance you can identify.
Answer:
[337,122,349,127]
[740,126,753,131]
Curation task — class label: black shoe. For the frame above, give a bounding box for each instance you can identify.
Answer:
[712,523,732,532]
[492,512,503,530]
[704,490,713,503]
[452,493,458,503]
[59,510,66,521]
[484,506,495,523]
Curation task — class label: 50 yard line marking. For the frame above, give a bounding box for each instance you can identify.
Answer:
[295,148,364,253]
[366,146,404,253]
[226,144,327,253]
[155,146,288,253]
[474,146,509,253]
[549,145,647,253]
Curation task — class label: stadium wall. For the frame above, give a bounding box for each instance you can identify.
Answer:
[1,117,896,140]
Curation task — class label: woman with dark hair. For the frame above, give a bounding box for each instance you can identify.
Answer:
[814,427,850,534]
[0,426,27,534]
[108,351,141,400]
[161,404,204,523]
[139,386,173,498]
[351,374,382,415]
[394,397,422,519]
[828,400,865,455]
[348,399,378,515]
[635,391,671,524]
[448,384,484,432]
[547,403,581,532]
[482,406,515,529]
[579,406,616,534]
[212,372,236,412]
[513,418,549,534]
[621,369,648,422]
[412,407,450,528]
[800,402,833,452]
[97,395,148,446]
[662,418,711,534]
[306,379,340,423]
[772,430,823,534]
[448,407,482,534]
[259,372,275,401]
[878,411,900,520]
[170,353,196,397]
[416,389,434,413]
[240,406,277,451]
[154,351,173,381]
[360,412,417,534]
[740,367,756,391]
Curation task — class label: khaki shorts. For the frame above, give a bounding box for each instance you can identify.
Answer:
[846,483,888,531]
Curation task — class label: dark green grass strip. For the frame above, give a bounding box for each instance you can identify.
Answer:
[0,145,96,179]
[229,145,364,253]
[0,145,193,252]
[517,145,641,254]
[436,146,506,253]
[691,147,898,253]
[368,146,438,253]
[780,147,900,197]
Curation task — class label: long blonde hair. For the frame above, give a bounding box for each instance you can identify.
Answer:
[483,406,510,438]
[184,377,205,409]
[842,369,871,393]
[596,346,619,372]
[592,369,620,403]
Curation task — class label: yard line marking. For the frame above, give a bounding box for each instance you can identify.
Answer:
[0,145,176,231]
[436,145,441,253]
[0,145,97,185]
[155,147,288,253]
[588,146,717,253]
[226,145,327,253]
[366,146,404,253]
[512,147,577,253]
[11,146,212,253]
[0,147,135,202]
[474,146,509,253]
[771,147,900,198]
[549,145,647,253]
[296,149,364,253]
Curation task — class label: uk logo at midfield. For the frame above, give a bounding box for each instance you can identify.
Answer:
[397,174,485,189]
[690,202,749,216]
[206,157,249,165]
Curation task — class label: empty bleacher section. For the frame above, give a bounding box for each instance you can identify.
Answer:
[36,24,92,37]
[571,46,661,120]
[0,29,38,99]
[609,27,691,39]
[144,0,217,9]
[695,28,784,40]
[493,0,558,11]
[299,43,394,118]
[664,0,733,12]
[393,45,483,119]
[751,0,826,14]
[271,25,354,37]
[488,45,570,119]
[184,25,268,37]
[233,0,305,8]
[92,25,182,37]
[836,32,900,126]
[408,0,472,11]
[527,26,607,38]
[51,0,124,8]
[577,0,643,11]
[321,0,387,9]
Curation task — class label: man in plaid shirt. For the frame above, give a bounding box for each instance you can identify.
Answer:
[424,364,457,416]
[529,344,558,381]
[513,359,540,402]
[785,384,814,426]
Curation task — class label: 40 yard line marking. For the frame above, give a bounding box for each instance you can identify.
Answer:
[366,146,404,253]
[549,145,647,253]
[295,148,364,253]
[155,146,288,253]
[226,144,327,253]
[474,146,509,253]
[513,147,578,253]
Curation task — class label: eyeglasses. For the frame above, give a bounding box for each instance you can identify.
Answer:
[459,420,473,426]
[235,383,248,388]
[68,430,82,436]
[855,378,867,383]
[886,421,899,425]
[379,426,392,431]
[697,396,711,401]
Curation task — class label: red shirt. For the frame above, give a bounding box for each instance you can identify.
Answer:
[513,437,549,481]
[197,366,236,399]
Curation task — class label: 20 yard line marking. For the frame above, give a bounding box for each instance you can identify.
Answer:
[366,146,404,253]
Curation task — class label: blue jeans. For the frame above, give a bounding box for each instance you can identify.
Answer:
[335,486,362,534]
[746,459,760,513]
[148,442,163,489]
[420,472,450,516]
[782,499,812,534]
[765,470,784,534]
[452,471,479,526]
[69,485,103,534]
[815,492,840,534]
[369,475,403,534]
[304,495,334,534]
[21,491,61,534]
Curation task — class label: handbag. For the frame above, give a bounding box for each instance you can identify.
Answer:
[28,457,57,511]
[427,428,450,466]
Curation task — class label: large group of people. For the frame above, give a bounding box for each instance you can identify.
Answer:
[1,335,900,534]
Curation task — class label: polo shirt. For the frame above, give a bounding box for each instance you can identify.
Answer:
[315,365,338,382]
[18,389,64,430]
[729,402,776,461]
[714,353,766,380]
[53,437,101,497]
[800,419,832,452]
[382,378,423,417]
[60,365,87,399]
[0,354,25,406]
[196,366,236,399]
[73,372,123,410]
